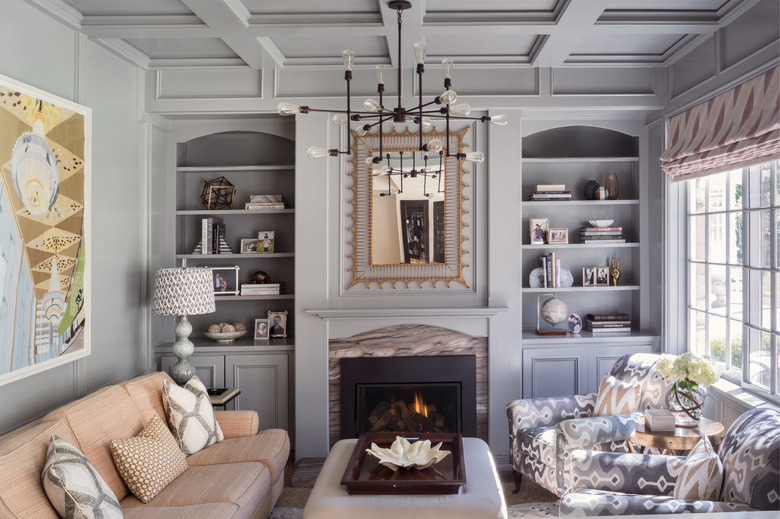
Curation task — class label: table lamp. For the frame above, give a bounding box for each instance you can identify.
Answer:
[152,267,215,385]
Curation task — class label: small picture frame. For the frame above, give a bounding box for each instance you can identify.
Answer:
[547,228,568,244]
[240,238,259,254]
[257,231,275,253]
[267,310,288,338]
[211,266,239,295]
[253,318,270,340]
[595,266,610,286]
[582,267,596,286]
[568,313,582,334]
[529,218,549,244]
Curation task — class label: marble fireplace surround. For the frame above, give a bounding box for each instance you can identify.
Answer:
[329,324,488,446]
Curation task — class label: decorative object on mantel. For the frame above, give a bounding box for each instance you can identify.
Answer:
[152,266,215,385]
[365,436,450,471]
[610,257,621,286]
[583,179,599,200]
[655,353,721,427]
[277,0,506,164]
[200,176,235,209]
[536,294,568,336]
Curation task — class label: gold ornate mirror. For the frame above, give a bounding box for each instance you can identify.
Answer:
[347,127,470,289]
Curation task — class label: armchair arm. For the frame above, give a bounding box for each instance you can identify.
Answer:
[556,413,641,451]
[507,393,596,432]
[214,410,259,438]
[567,450,685,495]
[560,490,756,516]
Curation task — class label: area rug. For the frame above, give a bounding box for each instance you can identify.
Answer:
[270,502,559,518]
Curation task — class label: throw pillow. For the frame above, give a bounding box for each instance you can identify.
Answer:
[110,415,188,503]
[673,436,723,501]
[41,435,124,519]
[594,373,641,416]
[162,376,224,456]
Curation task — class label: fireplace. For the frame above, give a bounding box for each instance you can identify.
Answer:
[340,355,477,439]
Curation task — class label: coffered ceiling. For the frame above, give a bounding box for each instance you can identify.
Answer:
[44,0,757,70]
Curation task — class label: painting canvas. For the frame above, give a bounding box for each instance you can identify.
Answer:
[0,75,91,387]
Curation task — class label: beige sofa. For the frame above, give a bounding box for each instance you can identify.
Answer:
[0,371,290,519]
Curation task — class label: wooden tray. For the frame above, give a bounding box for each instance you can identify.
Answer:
[340,433,465,495]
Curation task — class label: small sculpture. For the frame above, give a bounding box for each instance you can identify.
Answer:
[365,436,450,471]
[250,271,271,284]
[610,257,620,286]
[583,179,599,200]
[200,176,235,209]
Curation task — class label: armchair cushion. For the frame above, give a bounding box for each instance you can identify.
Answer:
[673,436,722,501]
[594,374,641,416]
[568,450,683,496]
[560,489,755,516]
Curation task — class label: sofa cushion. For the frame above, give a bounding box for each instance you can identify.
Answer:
[120,372,176,425]
[122,503,242,519]
[42,435,123,519]
[594,373,641,416]
[0,421,77,519]
[673,436,723,501]
[163,377,224,456]
[120,462,270,519]
[186,428,290,484]
[42,385,145,500]
[110,416,188,503]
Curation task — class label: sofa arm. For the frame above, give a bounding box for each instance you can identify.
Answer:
[560,490,756,516]
[568,450,684,495]
[556,413,640,451]
[507,393,596,432]
[214,410,259,438]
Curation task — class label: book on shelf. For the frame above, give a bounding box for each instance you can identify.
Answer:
[240,282,283,296]
[580,230,623,236]
[538,253,561,287]
[198,217,223,254]
[536,184,566,191]
[587,321,632,327]
[529,191,572,200]
[586,313,630,321]
[581,226,622,232]
[245,202,285,210]
[586,326,632,333]
[644,409,675,431]
[249,194,283,203]
[581,238,626,244]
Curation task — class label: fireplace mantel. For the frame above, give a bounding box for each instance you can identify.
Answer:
[306,306,508,320]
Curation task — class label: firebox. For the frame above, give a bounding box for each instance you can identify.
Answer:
[340,355,477,439]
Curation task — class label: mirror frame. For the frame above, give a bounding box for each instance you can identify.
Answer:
[346,126,470,289]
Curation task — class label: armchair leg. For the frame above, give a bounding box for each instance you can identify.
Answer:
[512,470,523,494]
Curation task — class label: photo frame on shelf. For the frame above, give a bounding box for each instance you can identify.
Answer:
[257,231,275,253]
[240,238,259,254]
[595,266,610,286]
[529,218,549,244]
[267,310,288,338]
[583,267,596,286]
[547,228,568,244]
[254,318,270,340]
[211,266,239,295]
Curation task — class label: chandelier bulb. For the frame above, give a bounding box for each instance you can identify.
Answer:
[277,103,300,116]
[441,58,453,79]
[375,65,386,84]
[332,113,349,126]
[413,42,427,64]
[438,90,458,105]
[489,114,509,126]
[373,165,390,176]
[356,125,369,136]
[420,117,433,130]
[363,99,382,112]
[464,151,485,163]
[307,146,330,159]
[424,139,443,153]
[450,103,471,116]
[342,49,355,71]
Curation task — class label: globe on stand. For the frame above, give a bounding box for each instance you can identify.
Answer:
[536,295,568,336]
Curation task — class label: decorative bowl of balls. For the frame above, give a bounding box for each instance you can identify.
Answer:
[204,322,248,342]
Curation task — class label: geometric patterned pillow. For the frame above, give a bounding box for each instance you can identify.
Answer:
[673,435,723,501]
[110,416,188,503]
[162,376,224,456]
[594,373,641,416]
[41,435,124,519]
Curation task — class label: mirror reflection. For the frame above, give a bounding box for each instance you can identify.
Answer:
[370,151,445,264]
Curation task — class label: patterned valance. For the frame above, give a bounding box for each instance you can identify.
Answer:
[661,66,780,182]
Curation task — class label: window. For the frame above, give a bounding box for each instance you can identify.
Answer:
[686,160,778,398]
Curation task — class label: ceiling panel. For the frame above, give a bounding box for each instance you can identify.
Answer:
[273,36,388,60]
[605,0,727,10]
[61,0,192,16]
[425,35,538,59]
[425,0,558,11]
[241,0,379,15]
[125,38,238,60]
[572,34,685,55]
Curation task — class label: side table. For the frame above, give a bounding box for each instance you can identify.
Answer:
[207,387,240,408]
[628,417,724,455]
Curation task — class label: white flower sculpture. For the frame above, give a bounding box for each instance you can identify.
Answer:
[366,436,451,472]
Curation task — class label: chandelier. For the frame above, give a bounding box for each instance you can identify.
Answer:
[277,0,507,167]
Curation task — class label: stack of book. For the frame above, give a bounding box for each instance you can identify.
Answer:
[245,194,284,210]
[240,283,283,296]
[579,225,625,243]
[644,409,676,431]
[538,252,561,287]
[194,217,231,254]
[528,184,572,201]
[585,313,632,333]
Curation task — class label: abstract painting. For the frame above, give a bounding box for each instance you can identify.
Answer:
[0,74,91,386]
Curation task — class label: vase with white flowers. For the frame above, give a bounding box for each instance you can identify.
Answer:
[656,353,721,427]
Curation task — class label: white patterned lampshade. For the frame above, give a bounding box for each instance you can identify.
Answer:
[152,268,215,316]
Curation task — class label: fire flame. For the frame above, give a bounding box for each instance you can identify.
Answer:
[413,391,428,417]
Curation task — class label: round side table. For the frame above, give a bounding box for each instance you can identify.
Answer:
[627,417,724,455]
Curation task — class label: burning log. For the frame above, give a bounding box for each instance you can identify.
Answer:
[369,401,390,424]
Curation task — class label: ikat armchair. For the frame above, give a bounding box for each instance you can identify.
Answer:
[559,407,780,515]
[506,353,674,496]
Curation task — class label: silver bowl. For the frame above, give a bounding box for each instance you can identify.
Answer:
[203,330,247,343]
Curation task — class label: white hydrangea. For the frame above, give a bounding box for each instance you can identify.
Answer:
[655,352,720,387]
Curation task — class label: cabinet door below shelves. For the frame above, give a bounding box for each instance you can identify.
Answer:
[225,354,288,431]
[160,355,225,388]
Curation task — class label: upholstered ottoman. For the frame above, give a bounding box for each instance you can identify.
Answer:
[303,437,507,519]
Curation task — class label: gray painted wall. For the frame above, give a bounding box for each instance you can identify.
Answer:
[0,0,151,434]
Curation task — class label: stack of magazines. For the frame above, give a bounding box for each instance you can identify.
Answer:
[240,282,282,296]
[528,184,571,201]
[246,194,284,210]
[645,409,675,431]
[585,313,632,332]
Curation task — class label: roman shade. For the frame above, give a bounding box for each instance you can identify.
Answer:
[661,65,780,182]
